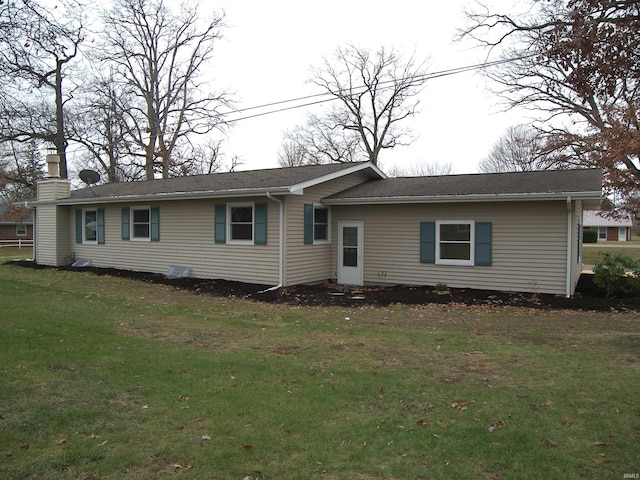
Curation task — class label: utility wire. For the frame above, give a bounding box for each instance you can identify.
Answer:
[222,55,530,124]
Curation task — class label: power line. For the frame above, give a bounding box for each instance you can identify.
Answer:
[221,56,529,124]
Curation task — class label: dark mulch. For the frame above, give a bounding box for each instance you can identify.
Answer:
[7,261,640,312]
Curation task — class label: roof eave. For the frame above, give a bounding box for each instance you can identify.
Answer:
[48,186,293,206]
[289,162,386,193]
[323,191,602,205]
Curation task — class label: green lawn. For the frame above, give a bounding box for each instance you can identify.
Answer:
[1,263,639,479]
[582,240,640,265]
[0,246,33,262]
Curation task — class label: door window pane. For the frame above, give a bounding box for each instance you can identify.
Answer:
[342,226,358,266]
[343,247,358,267]
[343,226,358,246]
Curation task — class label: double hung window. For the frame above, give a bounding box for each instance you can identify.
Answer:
[230,204,254,242]
[437,221,473,266]
[132,207,151,240]
[76,208,105,244]
[420,220,491,267]
[84,210,98,243]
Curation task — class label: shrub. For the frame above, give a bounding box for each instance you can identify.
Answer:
[592,252,640,298]
[582,229,598,243]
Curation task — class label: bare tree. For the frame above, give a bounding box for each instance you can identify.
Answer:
[0,140,44,204]
[68,72,144,182]
[0,0,85,178]
[461,0,640,212]
[286,45,429,166]
[99,0,230,179]
[277,138,308,168]
[387,160,454,177]
[280,114,362,166]
[478,125,558,173]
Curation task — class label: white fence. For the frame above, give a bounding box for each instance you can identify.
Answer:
[0,239,34,249]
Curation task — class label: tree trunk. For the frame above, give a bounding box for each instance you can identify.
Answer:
[55,60,67,178]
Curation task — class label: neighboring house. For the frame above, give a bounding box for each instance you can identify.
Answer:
[0,204,34,245]
[583,210,633,242]
[31,158,602,297]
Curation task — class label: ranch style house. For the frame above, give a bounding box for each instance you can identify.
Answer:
[30,158,602,297]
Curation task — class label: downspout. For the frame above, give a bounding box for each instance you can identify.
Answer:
[259,192,284,293]
[565,196,572,298]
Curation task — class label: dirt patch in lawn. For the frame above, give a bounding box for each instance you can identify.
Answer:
[7,261,640,312]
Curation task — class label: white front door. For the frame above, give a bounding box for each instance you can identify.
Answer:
[338,221,363,286]
[619,227,627,241]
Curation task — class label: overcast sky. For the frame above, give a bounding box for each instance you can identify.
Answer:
[199,0,527,174]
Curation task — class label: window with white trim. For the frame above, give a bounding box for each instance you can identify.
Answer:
[436,221,474,266]
[84,209,98,243]
[598,227,607,240]
[132,207,151,240]
[229,203,254,242]
[313,206,330,242]
[16,224,27,236]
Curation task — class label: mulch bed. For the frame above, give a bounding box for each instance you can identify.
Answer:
[7,261,640,312]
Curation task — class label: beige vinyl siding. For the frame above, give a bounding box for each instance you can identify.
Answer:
[332,201,571,295]
[69,197,280,285]
[37,180,70,201]
[284,171,372,286]
[35,205,71,266]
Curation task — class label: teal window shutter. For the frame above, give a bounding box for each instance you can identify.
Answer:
[75,209,83,244]
[475,222,492,266]
[215,204,226,244]
[97,208,105,244]
[254,202,267,245]
[420,222,436,264]
[304,204,313,244]
[150,207,160,241]
[121,208,130,240]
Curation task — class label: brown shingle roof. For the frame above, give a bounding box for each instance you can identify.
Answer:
[70,162,376,200]
[324,168,602,203]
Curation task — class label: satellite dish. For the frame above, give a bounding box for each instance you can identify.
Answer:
[79,169,101,196]
[79,169,101,185]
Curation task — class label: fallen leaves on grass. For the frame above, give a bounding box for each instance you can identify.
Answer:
[545,439,559,448]
[171,463,192,470]
[488,420,505,432]
[540,400,554,408]
[451,399,474,410]
[594,441,612,449]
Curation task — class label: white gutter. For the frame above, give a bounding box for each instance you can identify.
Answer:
[323,191,602,205]
[565,196,573,298]
[259,192,284,293]
[46,186,293,206]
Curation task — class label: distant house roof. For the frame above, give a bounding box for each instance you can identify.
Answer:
[59,162,385,205]
[324,168,602,206]
[0,204,33,224]
[583,210,633,228]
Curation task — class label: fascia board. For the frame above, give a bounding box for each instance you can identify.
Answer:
[323,191,602,205]
[49,186,292,206]
[289,162,386,193]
